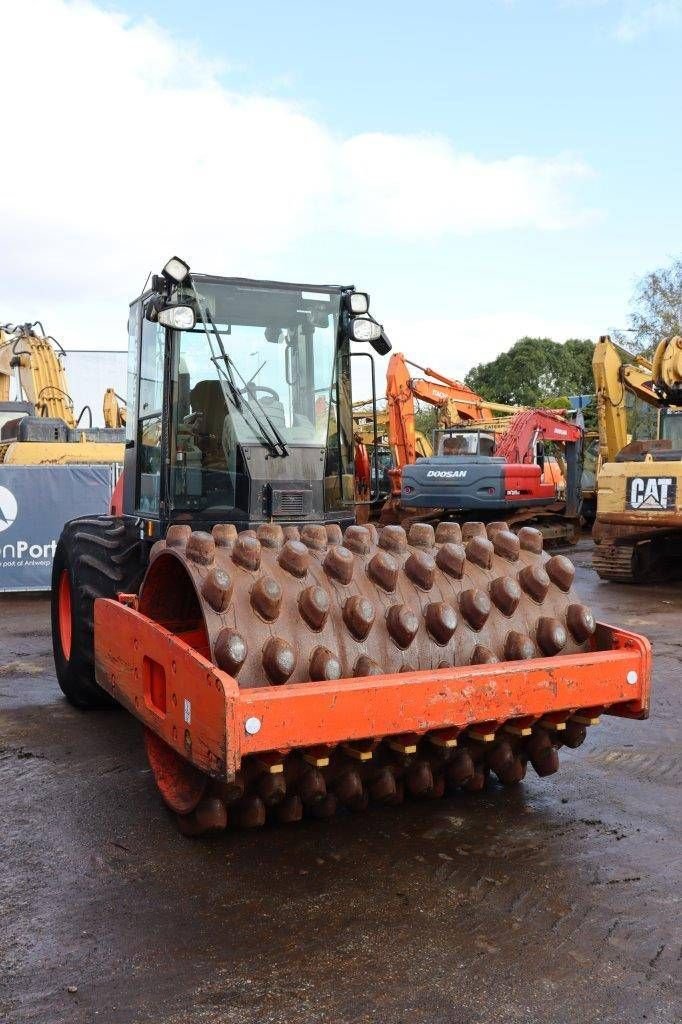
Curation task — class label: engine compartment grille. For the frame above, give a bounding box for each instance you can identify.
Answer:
[271,488,313,518]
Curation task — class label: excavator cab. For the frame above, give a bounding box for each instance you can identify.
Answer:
[436,428,496,457]
[660,408,682,449]
[0,400,33,439]
[122,258,391,538]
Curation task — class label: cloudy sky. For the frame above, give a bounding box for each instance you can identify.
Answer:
[1,0,681,388]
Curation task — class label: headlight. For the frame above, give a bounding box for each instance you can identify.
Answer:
[350,316,382,342]
[158,305,196,330]
[347,292,369,314]
[162,256,190,284]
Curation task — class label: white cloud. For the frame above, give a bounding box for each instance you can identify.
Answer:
[338,136,594,235]
[614,0,682,40]
[351,311,596,399]
[0,0,597,344]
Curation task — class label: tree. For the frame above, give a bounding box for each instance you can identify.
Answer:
[612,256,682,438]
[414,404,438,440]
[620,256,682,355]
[464,336,595,408]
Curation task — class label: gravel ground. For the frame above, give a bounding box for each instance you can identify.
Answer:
[1,539,680,1024]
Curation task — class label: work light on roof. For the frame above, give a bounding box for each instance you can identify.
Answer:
[348,292,369,314]
[162,256,190,284]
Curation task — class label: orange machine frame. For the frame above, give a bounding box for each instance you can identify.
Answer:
[386,354,490,469]
[95,597,651,782]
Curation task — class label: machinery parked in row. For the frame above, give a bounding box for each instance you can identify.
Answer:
[383,353,583,539]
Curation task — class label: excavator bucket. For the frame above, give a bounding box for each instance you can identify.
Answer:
[94,520,651,833]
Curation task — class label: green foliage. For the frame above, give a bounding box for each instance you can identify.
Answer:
[458,256,682,445]
[543,396,571,410]
[612,255,682,437]
[626,395,658,441]
[465,336,595,408]
[414,405,438,441]
[618,256,682,356]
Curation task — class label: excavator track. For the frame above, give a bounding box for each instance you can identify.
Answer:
[592,543,636,583]
[129,519,600,834]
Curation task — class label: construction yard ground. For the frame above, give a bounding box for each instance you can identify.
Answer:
[1,538,681,1024]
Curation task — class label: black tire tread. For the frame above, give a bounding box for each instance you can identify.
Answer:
[72,529,127,551]
[51,515,144,709]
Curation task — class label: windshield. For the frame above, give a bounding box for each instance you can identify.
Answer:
[661,410,682,448]
[169,278,348,515]
[178,279,339,448]
[435,429,496,456]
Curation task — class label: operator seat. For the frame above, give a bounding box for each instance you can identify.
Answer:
[190,380,228,467]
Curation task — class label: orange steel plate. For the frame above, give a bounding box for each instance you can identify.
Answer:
[94,599,652,782]
[94,599,233,778]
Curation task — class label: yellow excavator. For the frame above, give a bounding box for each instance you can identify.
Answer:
[102,387,127,429]
[353,401,432,454]
[0,322,124,465]
[592,334,682,581]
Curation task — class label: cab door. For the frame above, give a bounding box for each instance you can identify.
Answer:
[122,299,169,520]
[136,316,167,514]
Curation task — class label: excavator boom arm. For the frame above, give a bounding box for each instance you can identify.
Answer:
[386,353,515,468]
[592,334,682,463]
[386,353,419,468]
[652,335,682,405]
[0,325,76,427]
[495,409,582,465]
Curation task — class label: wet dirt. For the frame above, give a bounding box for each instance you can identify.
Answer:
[1,539,680,1024]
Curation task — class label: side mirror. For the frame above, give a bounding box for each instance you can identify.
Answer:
[369,331,392,356]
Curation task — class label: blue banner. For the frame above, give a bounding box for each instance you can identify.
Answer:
[0,464,116,592]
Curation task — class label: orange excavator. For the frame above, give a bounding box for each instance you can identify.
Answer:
[386,354,518,468]
[49,259,649,837]
[354,356,515,506]
[382,354,583,537]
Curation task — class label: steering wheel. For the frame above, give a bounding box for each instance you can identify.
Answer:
[239,383,280,402]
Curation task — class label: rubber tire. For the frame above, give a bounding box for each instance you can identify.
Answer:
[51,516,144,709]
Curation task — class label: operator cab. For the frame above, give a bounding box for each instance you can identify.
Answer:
[660,409,682,455]
[435,427,496,458]
[124,258,391,536]
[0,401,34,440]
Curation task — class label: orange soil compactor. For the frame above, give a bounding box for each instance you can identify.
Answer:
[52,260,651,835]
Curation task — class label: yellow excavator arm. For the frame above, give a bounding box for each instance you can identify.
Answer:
[592,337,630,463]
[103,387,126,429]
[592,334,682,462]
[352,401,433,458]
[0,324,76,427]
[652,334,682,405]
